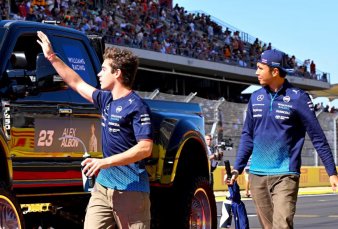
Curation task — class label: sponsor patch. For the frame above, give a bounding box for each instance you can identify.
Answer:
[140,114,151,125]
[283,96,291,103]
[275,115,289,120]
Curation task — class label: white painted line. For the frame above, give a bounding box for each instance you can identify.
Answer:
[294,215,320,218]
[298,193,336,198]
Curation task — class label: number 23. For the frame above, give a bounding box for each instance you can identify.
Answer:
[37,130,54,147]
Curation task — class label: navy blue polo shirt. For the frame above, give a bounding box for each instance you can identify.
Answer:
[92,90,153,192]
[234,80,337,176]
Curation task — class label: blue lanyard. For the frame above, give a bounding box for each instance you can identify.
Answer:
[269,92,278,111]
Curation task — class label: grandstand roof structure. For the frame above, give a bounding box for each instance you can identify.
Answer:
[123,46,331,91]
[309,84,338,99]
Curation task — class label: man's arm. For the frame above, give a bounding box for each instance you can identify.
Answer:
[82,140,153,177]
[37,31,96,103]
[224,100,254,184]
[233,100,254,173]
[297,92,338,190]
[297,93,337,176]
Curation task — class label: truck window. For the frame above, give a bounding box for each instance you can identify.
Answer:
[6,34,68,92]
[4,33,72,102]
[10,35,42,71]
[52,36,97,87]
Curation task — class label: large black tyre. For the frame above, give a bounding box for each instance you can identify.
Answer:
[150,177,217,229]
[0,187,25,229]
[150,186,175,229]
[174,176,217,229]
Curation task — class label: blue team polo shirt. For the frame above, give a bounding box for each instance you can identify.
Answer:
[92,90,153,192]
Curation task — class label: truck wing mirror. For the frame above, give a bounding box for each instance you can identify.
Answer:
[10,52,28,69]
[5,69,31,98]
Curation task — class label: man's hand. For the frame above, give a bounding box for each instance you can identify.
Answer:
[224,170,239,185]
[81,157,110,177]
[213,151,223,161]
[37,31,54,58]
[329,175,338,192]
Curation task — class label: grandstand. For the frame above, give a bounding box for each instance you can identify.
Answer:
[3,0,337,165]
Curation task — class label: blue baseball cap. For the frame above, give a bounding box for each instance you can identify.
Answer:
[258,49,287,73]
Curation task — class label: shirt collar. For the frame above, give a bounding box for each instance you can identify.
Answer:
[264,79,291,95]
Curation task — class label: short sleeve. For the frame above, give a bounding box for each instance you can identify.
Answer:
[92,89,110,112]
[132,102,153,141]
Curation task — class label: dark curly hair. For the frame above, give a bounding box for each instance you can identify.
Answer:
[103,47,139,88]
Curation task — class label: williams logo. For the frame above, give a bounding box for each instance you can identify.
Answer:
[257,94,264,101]
[283,96,291,103]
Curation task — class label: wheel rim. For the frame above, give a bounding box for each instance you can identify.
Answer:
[0,195,22,229]
[190,188,212,229]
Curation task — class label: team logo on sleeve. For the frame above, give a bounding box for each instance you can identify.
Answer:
[283,96,290,103]
[257,95,264,101]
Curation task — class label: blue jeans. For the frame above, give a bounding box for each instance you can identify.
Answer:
[249,174,300,229]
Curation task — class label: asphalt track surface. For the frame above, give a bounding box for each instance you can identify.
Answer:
[216,194,338,229]
[24,187,337,229]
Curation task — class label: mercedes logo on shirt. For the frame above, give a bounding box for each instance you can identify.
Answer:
[257,94,264,101]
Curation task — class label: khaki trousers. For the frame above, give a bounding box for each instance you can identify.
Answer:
[249,174,300,229]
[84,182,151,229]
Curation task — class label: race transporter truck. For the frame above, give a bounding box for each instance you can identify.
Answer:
[0,21,217,228]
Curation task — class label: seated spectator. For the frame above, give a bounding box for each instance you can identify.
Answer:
[223,44,232,62]
[287,55,297,69]
[238,54,247,67]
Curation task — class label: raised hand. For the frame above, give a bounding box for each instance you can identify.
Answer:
[37,31,55,59]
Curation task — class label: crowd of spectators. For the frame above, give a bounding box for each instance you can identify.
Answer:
[1,0,327,82]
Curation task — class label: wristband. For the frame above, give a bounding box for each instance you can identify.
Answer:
[47,53,56,62]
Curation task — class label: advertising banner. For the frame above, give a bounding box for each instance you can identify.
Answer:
[35,118,101,153]
[213,166,337,191]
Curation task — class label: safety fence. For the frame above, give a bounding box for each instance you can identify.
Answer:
[137,90,338,167]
